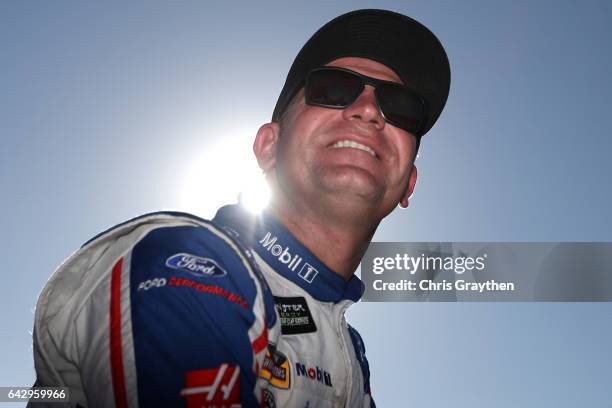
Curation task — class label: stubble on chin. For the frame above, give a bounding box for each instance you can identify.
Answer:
[314,161,386,198]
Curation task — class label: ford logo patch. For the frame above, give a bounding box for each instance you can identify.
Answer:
[165,253,227,278]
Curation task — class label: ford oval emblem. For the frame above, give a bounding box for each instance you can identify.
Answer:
[165,253,227,278]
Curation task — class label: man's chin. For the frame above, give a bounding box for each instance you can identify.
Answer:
[317,175,385,205]
[321,165,383,187]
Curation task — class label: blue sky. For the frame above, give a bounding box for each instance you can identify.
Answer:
[2,1,612,406]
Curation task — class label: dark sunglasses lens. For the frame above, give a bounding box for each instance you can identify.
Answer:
[376,84,426,134]
[307,69,364,107]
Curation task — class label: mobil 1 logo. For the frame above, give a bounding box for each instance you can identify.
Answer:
[274,296,317,335]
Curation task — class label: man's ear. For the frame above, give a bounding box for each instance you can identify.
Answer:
[253,122,280,172]
[399,165,418,208]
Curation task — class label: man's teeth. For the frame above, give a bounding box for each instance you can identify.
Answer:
[331,140,376,157]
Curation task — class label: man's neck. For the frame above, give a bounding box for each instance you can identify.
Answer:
[268,199,379,281]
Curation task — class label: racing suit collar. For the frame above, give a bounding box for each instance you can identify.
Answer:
[213,204,365,303]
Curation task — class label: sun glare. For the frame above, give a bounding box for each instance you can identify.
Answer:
[240,178,271,214]
[176,134,270,218]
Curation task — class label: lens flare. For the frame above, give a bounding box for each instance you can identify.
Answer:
[176,134,269,218]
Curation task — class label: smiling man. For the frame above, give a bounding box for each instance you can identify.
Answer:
[254,56,420,281]
[31,9,450,408]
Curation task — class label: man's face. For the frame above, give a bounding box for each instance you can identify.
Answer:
[267,57,418,220]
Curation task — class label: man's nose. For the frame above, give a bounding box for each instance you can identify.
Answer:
[341,86,385,129]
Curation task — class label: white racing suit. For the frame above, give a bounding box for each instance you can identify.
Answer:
[31,204,375,407]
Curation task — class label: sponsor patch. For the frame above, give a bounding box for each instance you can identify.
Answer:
[260,349,290,389]
[259,232,304,270]
[168,276,249,308]
[180,364,241,408]
[274,296,317,335]
[136,276,248,308]
[296,362,332,387]
[166,253,227,278]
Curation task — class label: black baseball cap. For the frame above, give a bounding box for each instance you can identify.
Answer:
[272,9,451,139]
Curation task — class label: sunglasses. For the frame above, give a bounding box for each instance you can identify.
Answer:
[304,66,427,136]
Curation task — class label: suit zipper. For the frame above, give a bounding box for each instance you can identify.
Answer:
[336,301,352,407]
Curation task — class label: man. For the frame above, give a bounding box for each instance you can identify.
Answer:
[30,9,450,408]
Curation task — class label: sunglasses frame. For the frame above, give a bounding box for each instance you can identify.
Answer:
[304,66,428,136]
